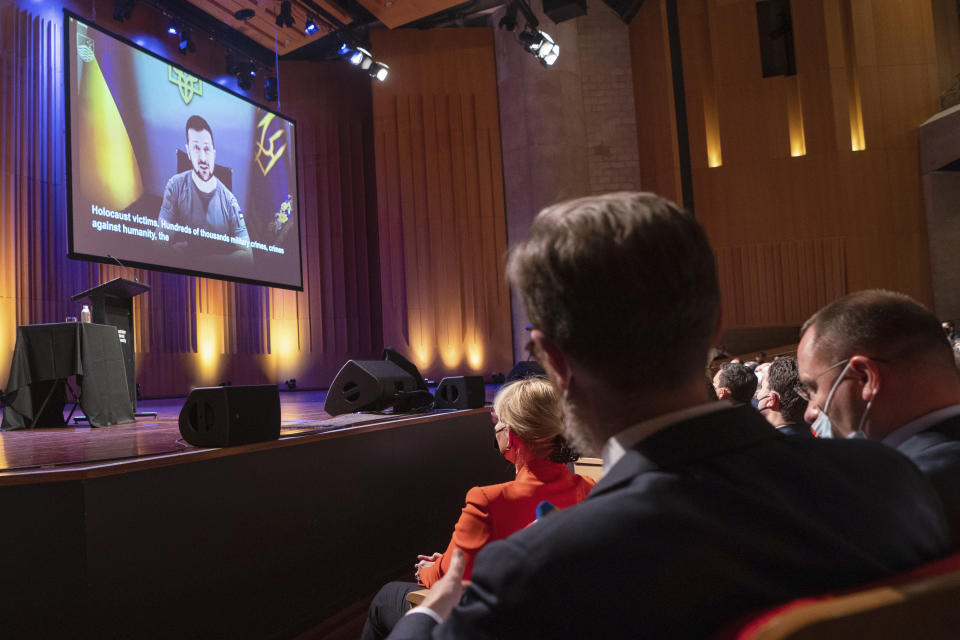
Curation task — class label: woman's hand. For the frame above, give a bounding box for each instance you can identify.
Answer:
[414,552,442,581]
[419,549,469,621]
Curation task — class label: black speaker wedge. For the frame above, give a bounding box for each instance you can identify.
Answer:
[434,376,486,410]
[179,385,281,448]
[324,360,418,416]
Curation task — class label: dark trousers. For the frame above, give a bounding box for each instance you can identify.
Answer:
[361,581,422,640]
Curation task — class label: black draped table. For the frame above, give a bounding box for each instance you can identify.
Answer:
[1,323,135,430]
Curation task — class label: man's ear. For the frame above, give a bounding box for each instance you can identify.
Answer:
[767,391,781,412]
[530,330,571,391]
[849,355,880,403]
[716,387,730,400]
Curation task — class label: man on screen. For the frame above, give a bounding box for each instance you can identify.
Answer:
[157,115,252,261]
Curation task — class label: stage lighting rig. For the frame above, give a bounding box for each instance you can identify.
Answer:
[368,61,389,82]
[348,46,374,70]
[304,13,320,35]
[519,27,559,66]
[178,28,196,54]
[237,60,256,90]
[337,38,391,82]
[499,0,560,67]
[265,76,279,102]
[276,0,295,28]
[113,0,135,22]
[167,19,179,35]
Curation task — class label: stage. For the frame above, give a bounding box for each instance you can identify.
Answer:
[0,390,512,639]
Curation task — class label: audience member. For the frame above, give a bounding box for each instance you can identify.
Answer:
[362,377,594,640]
[386,193,949,640]
[798,289,960,547]
[757,357,810,437]
[713,362,758,403]
[755,361,772,384]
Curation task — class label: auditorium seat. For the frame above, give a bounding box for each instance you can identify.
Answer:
[715,553,960,639]
[406,589,429,607]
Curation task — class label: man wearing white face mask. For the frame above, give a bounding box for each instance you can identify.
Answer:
[798,289,960,548]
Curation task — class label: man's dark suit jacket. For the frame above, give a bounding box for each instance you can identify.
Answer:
[388,405,949,639]
[776,423,813,437]
[897,415,960,549]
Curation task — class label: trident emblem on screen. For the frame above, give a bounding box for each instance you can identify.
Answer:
[256,113,287,176]
[168,66,203,105]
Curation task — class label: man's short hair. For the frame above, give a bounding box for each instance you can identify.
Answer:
[507,192,720,392]
[765,357,804,424]
[185,115,214,147]
[800,289,955,372]
[717,363,758,403]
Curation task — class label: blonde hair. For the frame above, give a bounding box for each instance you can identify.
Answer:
[493,377,563,460]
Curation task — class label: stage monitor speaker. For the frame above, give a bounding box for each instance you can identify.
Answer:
[756,0,796,77]
[383,347,428,391]
[179,385,281,448]
[435,376,486,410]
[324,360,418,416]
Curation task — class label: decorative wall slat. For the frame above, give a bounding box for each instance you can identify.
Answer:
[715,238,847,328]
[631,0,938,333]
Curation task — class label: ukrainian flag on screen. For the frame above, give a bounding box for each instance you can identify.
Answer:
[76,44,143,210]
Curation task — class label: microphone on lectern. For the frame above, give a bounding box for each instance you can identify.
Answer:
[106,254,138,282]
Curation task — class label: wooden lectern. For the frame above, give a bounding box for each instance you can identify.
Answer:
[72,277,152,417]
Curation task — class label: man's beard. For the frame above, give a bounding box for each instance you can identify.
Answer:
[194,165,212,181]
[560,392,606,458]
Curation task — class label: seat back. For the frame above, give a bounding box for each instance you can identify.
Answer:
[717,553,960,640]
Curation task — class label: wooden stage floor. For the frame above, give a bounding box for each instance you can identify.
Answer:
[0,389,475,478]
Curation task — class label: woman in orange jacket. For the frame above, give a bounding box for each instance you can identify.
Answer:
[362,377,595,640]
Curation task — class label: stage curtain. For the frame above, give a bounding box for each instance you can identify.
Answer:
[370,28,514,380]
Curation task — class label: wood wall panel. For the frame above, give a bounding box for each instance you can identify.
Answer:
[0,1,383,396]
[633,0,939,330]
[371,28,513,380]
[715,238,846,328]
[628,0,681,202]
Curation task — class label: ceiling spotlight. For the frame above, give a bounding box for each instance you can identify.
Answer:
[225,53,240,76]
[349,47,373,70]
[178,28,196,54]
[276,0,294,28]
[530,31,559,66]
[518,27,559,66]
[234,8,255,21]
[167,19,179,36]
[369,61,389,82]
[112,0,135,22]
[338,42,353,56]
[304,14,319,35]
